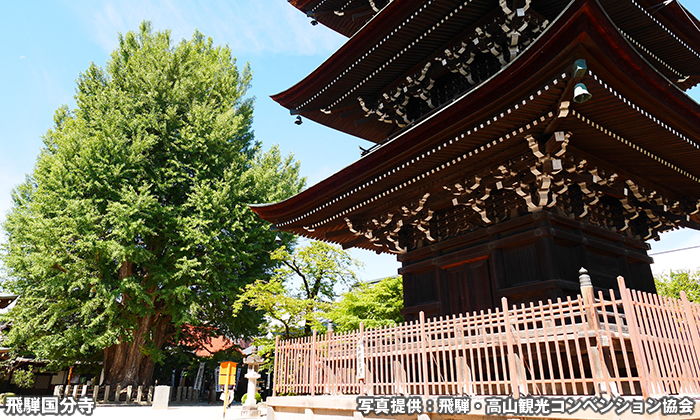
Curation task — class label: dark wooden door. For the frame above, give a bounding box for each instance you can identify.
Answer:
[446,258,494,315]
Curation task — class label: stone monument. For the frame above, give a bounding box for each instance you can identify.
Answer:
[151,385,171,410]
[240,347,264,418]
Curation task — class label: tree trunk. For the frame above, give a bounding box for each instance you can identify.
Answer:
[102,313,171,387]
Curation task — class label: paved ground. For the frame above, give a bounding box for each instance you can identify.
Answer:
[84,403,263,420]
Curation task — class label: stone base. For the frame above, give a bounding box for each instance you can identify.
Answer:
[241,405,261,418]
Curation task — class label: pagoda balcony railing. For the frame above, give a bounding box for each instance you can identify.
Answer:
[273,276,700,399]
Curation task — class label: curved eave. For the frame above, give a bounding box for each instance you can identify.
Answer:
[253,0,700,249]
[288,0,382,37]
[635,0,700,69]
[599,0,700,88]
[272,0,426,109]
[274,0,700,144]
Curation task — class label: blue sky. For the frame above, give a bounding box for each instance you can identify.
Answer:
[1,0,700,281]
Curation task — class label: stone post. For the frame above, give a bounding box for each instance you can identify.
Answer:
[241,347,264,418]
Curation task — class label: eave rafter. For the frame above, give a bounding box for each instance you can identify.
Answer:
[342,123,700,253]
[356,1,549,128]
[266,65,700,254]
[279,73,569,233]
[297,0,392,37]
[256,0,700,255]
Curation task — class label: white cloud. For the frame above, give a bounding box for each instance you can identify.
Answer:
[64,0,345,56]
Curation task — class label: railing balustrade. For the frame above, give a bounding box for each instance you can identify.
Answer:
[274,276,700,399]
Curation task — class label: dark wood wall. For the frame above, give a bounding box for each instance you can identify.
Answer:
[399,211,655,321]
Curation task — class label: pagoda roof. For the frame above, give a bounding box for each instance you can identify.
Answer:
[253,0,700,253]
[286,0,387,38]
[275,0,700,144]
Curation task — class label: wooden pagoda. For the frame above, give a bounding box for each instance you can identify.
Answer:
[252,0,700,321]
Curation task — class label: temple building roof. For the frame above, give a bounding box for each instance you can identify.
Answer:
[276,0,700,143]
[254,0,700,254]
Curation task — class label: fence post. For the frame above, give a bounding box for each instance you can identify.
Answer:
[273,336,279,397]
[502,297,519,398]
[325,328,332,395]
[357,322,366,395]
[579,268,600,331]
[311,330,317,397]
[419,311,430,399]
[617,275,651,398]
[580,268,612,396]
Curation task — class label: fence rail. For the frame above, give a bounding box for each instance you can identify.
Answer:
[274,275,700,398]
[52,384,200,404]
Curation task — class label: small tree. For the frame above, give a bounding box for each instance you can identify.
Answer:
[234,241,362,369]
[655,269,700,302]
[325,276,403,332]
[234,241,362,339]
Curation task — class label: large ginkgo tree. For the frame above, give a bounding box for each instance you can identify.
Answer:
[1,22,304,386]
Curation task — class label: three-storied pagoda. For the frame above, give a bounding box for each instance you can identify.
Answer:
[252,0,700,320]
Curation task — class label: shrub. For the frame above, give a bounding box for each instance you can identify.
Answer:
[241,392,262,404]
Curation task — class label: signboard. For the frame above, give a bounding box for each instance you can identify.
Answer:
[219,361,238,418]
[219,361,238,386]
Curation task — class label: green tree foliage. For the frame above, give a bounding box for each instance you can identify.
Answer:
[12,366,35,389]
[0,22,304,386]
[234,242,361,369]
[234,241,362,339]
[655,269,700,302]
[325,276,403,332]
